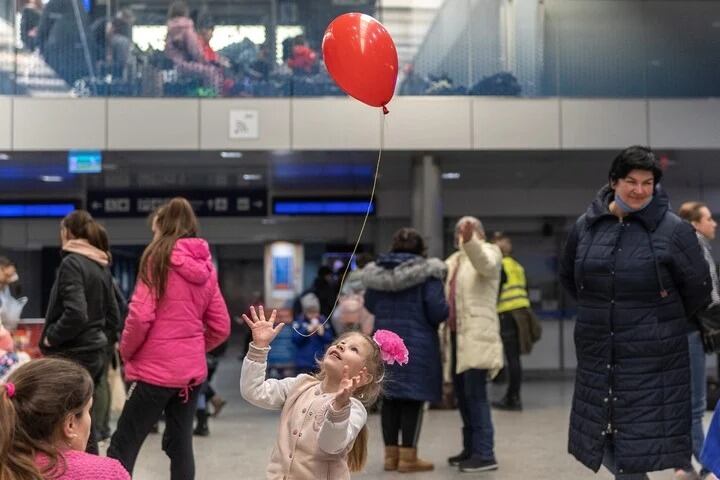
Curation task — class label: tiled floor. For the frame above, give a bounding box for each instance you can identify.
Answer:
[120,346,711,479]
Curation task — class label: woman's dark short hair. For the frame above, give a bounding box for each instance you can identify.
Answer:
[390,228,426,256]
[608,146,663,185]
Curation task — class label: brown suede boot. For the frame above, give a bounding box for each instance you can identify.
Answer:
[398,447,434,473]
[384,446,399,471]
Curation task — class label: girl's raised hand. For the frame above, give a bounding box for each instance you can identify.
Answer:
[242,306,283,349]
[333,365,367,410]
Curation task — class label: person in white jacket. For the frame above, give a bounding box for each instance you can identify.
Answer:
[442,216,504,473]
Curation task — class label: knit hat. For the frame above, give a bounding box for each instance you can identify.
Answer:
[300,293,320,313]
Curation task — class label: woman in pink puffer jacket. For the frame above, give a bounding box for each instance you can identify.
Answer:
[107,197,230,480]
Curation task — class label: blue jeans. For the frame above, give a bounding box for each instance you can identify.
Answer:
[688,330,708,467]
[197,381,208,410]
[602,442,649,479]
[451,334,495,460]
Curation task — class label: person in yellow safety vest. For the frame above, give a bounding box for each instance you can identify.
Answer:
[491,232,541,411]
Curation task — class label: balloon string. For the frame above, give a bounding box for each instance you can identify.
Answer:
[292,112,386,337]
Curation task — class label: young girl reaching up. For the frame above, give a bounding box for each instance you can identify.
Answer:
[240,306,407,480]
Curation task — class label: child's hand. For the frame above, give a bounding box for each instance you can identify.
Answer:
[242,306,283,349]
[332,365,367,410]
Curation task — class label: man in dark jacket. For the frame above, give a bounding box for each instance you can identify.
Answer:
[560,146,711,479]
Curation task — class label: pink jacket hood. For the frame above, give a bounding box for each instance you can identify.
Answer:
[171,238,213,285]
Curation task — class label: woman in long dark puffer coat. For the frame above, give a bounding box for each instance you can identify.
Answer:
[363,227,449,473]
[560,146,711,479]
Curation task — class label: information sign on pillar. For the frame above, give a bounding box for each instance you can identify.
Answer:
[264,241,304,373]
[264,242,304,313]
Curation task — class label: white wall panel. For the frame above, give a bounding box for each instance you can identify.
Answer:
[13,99,106,150]
[0,97,12,149]
[561,99,647,149]
[291,99,381,150]
[474,98,561,149]
[108,99,199,150]
[383,97,472,150]
[649,99,720,149]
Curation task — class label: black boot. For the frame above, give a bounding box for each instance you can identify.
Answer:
[448,427,472,466]
[193,409,210,436]
[492,396,522,411]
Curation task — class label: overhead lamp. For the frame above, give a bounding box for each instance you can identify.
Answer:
[220,151,243,159]
[442,172,461,180]
[40,175,64,182]
[242,174,263,181]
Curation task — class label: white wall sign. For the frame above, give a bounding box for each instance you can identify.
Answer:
[229,109,260,139]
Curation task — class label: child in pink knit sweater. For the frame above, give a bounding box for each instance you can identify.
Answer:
[0,358,129,480]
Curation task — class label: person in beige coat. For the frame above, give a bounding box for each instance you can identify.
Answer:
[441,216,504,473]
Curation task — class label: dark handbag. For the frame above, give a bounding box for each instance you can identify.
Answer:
[695,305,720,353]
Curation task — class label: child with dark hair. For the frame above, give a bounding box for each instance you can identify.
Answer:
[0,358,129,480]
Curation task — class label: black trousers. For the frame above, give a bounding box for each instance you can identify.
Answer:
[199,356,219,409]
[52,349,107,455]
[381,398,425,447]
[107,381,200,480]
[499,312,522,399]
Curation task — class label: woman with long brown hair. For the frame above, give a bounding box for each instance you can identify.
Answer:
[40,209,122,455]
[0,357,129,480]
[107,197,230,480]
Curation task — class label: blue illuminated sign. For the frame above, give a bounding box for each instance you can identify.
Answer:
[68,150,102,174]
[0,203,77,218]
[273,198,375,216]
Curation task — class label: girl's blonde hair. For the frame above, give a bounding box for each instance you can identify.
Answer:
[315,331,385,472]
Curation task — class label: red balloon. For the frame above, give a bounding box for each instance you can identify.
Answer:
[323,13,398,112]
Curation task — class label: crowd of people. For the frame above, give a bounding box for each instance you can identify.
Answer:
[16,0,346,97]
[15,0,522,98]
[2,147,720,479]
